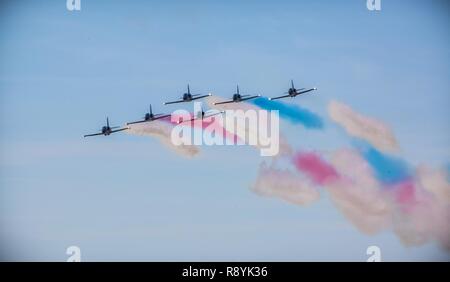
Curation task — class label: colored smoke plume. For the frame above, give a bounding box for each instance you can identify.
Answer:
[328,100,398,153]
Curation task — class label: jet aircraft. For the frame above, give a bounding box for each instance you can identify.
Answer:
[269,80,317,100]
[127,104,170,125]
[213,85,260,105]
[84,117,128,137]
[164,84,211,105]
[178,106,224,123]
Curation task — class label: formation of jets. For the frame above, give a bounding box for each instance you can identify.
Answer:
[83,80,317,137]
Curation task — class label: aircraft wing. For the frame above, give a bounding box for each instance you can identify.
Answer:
[240,95,259,102]
[214,100,235,105]
[179,111,223,124]
[111,127,129,134]
[127,120,146,125]
[178,117,197,124]
[127,114,170,125]
[191,94,211,101]
[203,111,224,119]
[153,114,171,120]
[269,94,291,100]
[84,132,103,138]
[298,88,316,95]
[164,99,185,105]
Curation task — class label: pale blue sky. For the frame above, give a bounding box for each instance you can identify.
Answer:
[0,0,449,261]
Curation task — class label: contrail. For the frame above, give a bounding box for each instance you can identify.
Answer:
[289,149,393,235]
[288,148,450,249]
[208,95,449,249]
[417,165,450,204]
[356,141,411,185]
[126,95,449,250]
[392,166,450,250]
[228,96,450,250]
[163,112,240,144]
[206,96,276,152]
[251,160,320,206]
[206,96,291,156]
[251,97,324,129]
[292,151,339,185]
[327,149,393,235]
[328,100,398,153]
[126,119,200,157]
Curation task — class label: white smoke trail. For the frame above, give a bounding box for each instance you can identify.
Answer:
[251,161,320,206]
[206,95,291,156]
[417,165,450,204]
[124,96,450,250]
[392,166,450,250]
[328,100,398,153]
[325,149,450,249]
[327,149,393,234]
[126,120,200,157]
[253,147,450,250]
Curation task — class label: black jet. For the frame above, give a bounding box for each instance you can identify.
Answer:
[164,84,211,105]
[269,80,317,100]
[84,117,128,137]
[178,106,224,124]
[127,104,170,125]
[213,85,260,105]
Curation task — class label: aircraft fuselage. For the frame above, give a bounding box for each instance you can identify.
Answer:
[145,113,155,121]
[232,93,241,102]
[102,126,112,136]
[288,88,296,96]
[183,93,193,101]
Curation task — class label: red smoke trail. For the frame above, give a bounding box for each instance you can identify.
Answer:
[393,181,417,205]
[160,114,240,143]
[293,151,340,185]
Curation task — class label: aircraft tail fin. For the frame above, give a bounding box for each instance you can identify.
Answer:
[291,80,295,89]
[107,117,109,127]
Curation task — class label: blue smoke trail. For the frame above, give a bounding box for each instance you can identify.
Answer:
[251,97,324,129]
[354,140,411,185]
